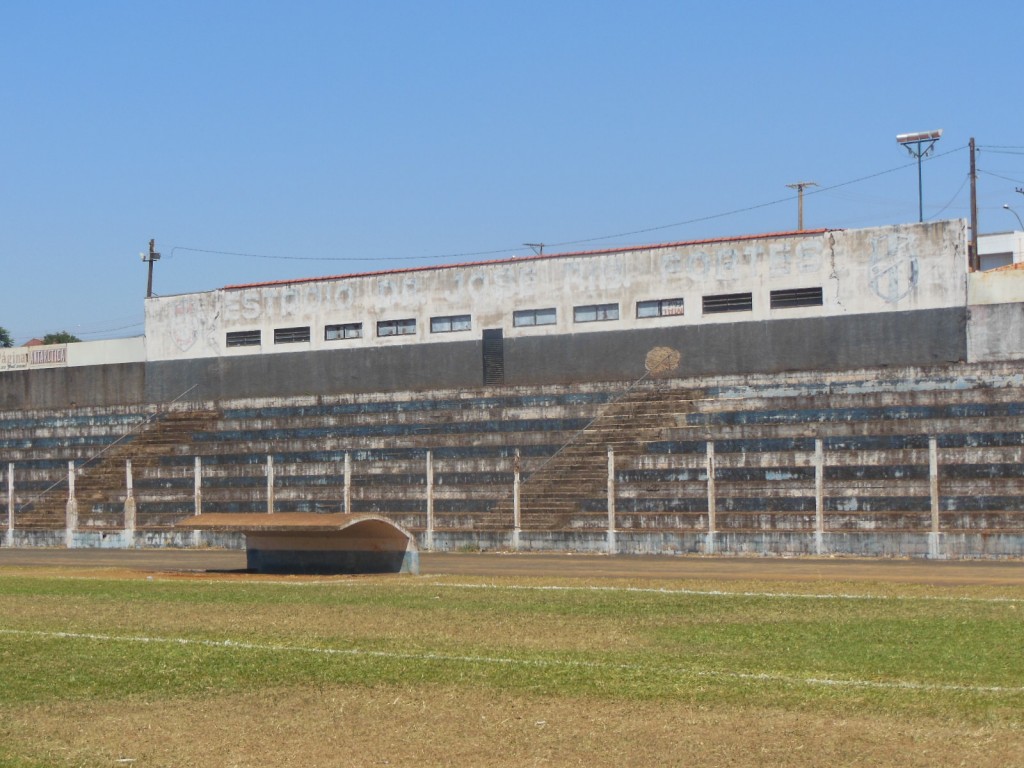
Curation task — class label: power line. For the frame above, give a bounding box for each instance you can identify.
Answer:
[171,145,970,264]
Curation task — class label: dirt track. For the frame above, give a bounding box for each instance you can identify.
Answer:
[0,547,1021,586]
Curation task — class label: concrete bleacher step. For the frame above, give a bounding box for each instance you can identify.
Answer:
[14,409,221,530]
[489,386,703,530]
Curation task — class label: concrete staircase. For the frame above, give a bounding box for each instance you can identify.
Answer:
[14,409,221,530]
[486,386,703,530]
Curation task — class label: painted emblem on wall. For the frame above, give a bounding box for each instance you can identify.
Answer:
[868,234,918,303]
[169,297,201,352]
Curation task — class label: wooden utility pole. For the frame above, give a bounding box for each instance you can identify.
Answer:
[786,181,818,230]
[970,138,979,271]
[144,239,161,298]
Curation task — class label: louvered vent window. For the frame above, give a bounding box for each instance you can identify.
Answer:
[770,287,824,309]
[702,292,753,314]
[226,330,261,347]
[274,326,311,344]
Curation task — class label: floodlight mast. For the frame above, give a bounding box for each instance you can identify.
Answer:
[896,129,943,223]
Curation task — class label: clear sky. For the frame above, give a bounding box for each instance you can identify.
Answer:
[2,0,1022,345]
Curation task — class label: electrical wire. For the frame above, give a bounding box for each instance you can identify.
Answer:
[170,145,969,264]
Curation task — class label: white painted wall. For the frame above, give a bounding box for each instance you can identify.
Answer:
[145,220,968,362]
[0,337,145,372]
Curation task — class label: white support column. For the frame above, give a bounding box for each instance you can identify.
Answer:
[192,456,203,547]
[123,458,136,544]
[705,441,716,555]
[512,449,522,551]
[5,463,13,548]
[606,446,617,555]
[814,438,824,556]
[928,436,942,559]
[425,451,434,551]
[194,457,203,517]
[65,461,78,548]
[343,452,351,514]
[266,455,275,515]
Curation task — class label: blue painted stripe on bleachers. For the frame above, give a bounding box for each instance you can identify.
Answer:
[686,401,1024,428]
[825,465,928,480]
[940,496,1024,512]
[589,497,708,513]
[134,477,194,490]
[941,464,1024,479]
[937,432,1024,449]
[351,499,426,514]
[220,392,616,421]
[190,417,591,444]
[717,497,816,512]
[616,469,707,483]
[824,435,931,450]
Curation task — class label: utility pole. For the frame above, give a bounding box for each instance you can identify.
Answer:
[786,181,817,231]
[143,239,161,298]
[970,138,979,271]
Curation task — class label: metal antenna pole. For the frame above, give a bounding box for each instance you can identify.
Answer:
[786,181,818,230]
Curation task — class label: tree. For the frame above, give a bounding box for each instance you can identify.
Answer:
[0,326,12,348]
[42,331,81,344]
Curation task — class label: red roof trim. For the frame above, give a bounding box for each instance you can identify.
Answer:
[222,228,835,292]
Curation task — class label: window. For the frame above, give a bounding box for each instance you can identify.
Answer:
[513,307,557,327]
[274,326,311,344]
[636,298,685,318]
[980,252,1013,271]
[377,318,416,337]
[573,303,619,323]
[703,292,753,314]
[430,314,472,333]
[226,330,261,347]
[325,322,362,341]
[770,287,824,309]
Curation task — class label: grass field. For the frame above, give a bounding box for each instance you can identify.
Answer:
[0,567,1021,767]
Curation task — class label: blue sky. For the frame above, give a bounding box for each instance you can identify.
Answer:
[2,0,1022,344]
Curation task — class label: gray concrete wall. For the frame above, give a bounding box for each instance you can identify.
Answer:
[0,306,968,409]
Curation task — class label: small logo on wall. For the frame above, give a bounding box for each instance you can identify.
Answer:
[869,234,919,303]
[169,298,200,352]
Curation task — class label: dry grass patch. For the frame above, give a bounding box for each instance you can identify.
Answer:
[2,684,1019,768]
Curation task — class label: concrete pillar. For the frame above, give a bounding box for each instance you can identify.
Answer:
[512,449,521,551]
[5,463,13,548]
[606,446,617,555]
[192,456,203,547]
[343,452,351,514]
[425,451,434,551]
[194,457,203,517]
[65,461,78,548]
[928,436,943,559]
[814,438,824,556]
[266,455,275,515]
[123,459,136,544]
[705,441,716,555]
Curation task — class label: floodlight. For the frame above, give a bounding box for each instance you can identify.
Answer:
[896,129,943,145]
[896,128,943,222]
